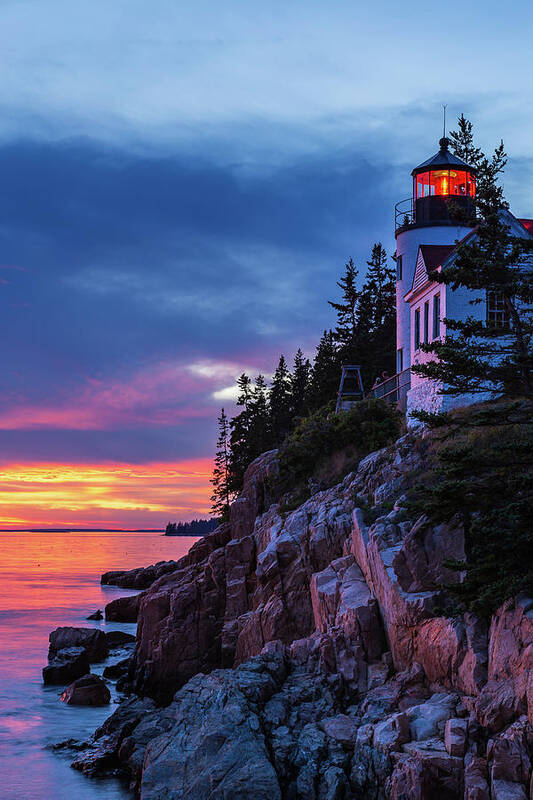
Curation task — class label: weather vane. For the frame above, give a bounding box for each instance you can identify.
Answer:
[443,104,447,138]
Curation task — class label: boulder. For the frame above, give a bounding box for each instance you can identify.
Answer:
[49,627,108,662]
[60,674,111,706]
[407,693,458,742]
[104,630,136,648]
[86,610,103,620]
[103,657,130,680]
[105,594,141,622]
[475,681,519,733]
[139,662,283,799]
[444,718,468,757]
[43,646,90,685]
[373,712,410,752]
[487,719,532,784]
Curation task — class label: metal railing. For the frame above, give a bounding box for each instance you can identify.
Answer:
[395,197,414,232]
[371,368,411,411]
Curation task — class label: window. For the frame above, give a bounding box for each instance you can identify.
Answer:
[487,291,511,330]
[396,255,402,281]
[433,293,441,339]
[414,308,421,350]
[414,169,476,199]
[424,301,429,344]
[397,348,403,373]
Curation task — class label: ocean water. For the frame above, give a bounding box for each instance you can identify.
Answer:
[0,531,198,800]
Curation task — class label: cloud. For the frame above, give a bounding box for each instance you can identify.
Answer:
[0,0,532,525]
[0,458,214,528]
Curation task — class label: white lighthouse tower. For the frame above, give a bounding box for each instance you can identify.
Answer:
[394,136,477,409]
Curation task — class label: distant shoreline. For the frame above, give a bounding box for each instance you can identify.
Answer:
[0,528,166,533]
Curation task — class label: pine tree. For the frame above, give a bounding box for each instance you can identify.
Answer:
[269,355,292,445]
[449,114,507,213]
[412,119,533,402]
[210,408,233,521]
[407,403,533,617]
[247,374,272,458]
[290,348,312,420]
[357,243,396,387]
[328,258,361,363]
[306,330,341,411]
[228,373,254,492]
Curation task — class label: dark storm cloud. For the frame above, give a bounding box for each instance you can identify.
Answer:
[0,135,394,439]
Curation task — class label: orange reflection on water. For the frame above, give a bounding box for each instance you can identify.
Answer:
[0,459,213,529]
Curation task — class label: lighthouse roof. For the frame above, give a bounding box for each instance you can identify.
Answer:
[412,137,476,176]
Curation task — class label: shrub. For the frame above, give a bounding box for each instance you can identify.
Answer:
[277,398,402,492]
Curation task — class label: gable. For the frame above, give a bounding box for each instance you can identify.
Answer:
[411,244,456,294]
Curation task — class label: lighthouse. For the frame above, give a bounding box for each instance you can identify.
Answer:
[390,136,477,416]
[395,136,477,380]
[389,136,533,418]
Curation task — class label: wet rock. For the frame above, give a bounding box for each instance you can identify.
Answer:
[101,560,182,589]
[49,627,108,662]
[43,646,90,685]
[105,594,141,622]
[86,610,103,620]
[60,674,111,706]
[72,696,158,777]
[103,657,130,680]
[104,630,136,648]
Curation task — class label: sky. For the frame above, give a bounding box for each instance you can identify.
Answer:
[1,0,533,528]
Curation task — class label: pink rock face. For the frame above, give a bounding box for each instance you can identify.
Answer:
[229,450,279,540]
[487,718,532,783]
[76,432,533,799]
[310,555,384,662]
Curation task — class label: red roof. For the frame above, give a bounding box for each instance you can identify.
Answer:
[518,219,533,235]
[419,244,456,269]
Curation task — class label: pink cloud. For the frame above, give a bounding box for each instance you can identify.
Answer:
[0,358,252,431]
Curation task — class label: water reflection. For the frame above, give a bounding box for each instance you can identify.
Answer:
[0,531,197,800]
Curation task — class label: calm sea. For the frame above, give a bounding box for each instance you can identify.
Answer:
[0,531,198,800]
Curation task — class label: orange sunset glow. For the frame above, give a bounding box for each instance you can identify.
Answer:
[0,459,214,529]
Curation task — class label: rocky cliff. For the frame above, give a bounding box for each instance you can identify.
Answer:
[76,433,533,799]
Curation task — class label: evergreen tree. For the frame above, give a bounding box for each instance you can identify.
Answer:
[357,243,396,387]
[269,355,292,444]
[413,119,533,402]
[210,408,233,520]
[408,403,533,617]
[228,373,254,492]
[449,114,507,213]
[290,348,312,420]
[328,258,361,363]
[306,330,341,411]
[247,374,272,458]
